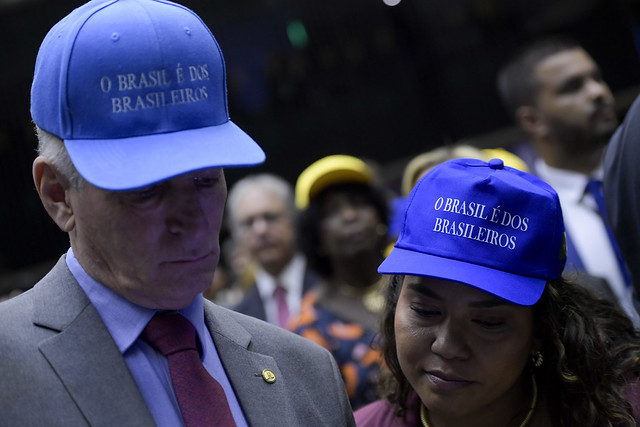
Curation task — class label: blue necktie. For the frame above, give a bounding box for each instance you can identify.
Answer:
[585,179,631,287]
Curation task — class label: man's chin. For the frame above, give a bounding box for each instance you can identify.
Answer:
[598,129,617,147]
[597,118,619,139]
[256,250,286,266]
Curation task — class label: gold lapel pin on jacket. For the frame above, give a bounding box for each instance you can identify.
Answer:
[261,369,276,383]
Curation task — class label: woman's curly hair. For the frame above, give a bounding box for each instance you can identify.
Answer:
[376,275,640,426]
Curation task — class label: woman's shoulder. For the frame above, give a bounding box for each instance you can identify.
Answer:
[623,374,640,422]
[354,399,402,427]
[354,393,420,427]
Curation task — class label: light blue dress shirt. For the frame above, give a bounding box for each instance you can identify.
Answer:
[66,248,248,426]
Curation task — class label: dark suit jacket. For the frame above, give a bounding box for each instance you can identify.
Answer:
[0,256,354,426]
[605,93,640,304]
[233,267,322,322]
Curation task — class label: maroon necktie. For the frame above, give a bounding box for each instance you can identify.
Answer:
[141,313,236,426]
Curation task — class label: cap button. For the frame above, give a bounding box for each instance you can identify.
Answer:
[488,158,504,169]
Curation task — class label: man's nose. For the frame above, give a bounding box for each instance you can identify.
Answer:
[586,77,612,102]
[166,188,209,237]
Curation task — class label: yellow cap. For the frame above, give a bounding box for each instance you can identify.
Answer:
[401,145,485,197]
[401,146,530,197]
[295,155,373,209]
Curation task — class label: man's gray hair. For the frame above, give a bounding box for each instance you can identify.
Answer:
[35,126,85,189]
[226,173,296,234]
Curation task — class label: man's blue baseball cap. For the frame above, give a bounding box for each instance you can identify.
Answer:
[30,0,265,191]
[379,158,566,306]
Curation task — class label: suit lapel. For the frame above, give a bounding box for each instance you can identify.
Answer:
[34,258,155,426]
[204,302,298,426]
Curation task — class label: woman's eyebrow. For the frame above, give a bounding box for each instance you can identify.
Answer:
[407,283,442,300]
[468,299,510,308]
[407,282,510,308]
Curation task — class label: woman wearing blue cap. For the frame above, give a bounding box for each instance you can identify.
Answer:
[355,158,640,426]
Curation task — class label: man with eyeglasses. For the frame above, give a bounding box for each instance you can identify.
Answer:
[226,174,321,328]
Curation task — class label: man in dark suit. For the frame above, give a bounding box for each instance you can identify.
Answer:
[227,174,321,327]
[0,1,354,425]
[496,36,638,323]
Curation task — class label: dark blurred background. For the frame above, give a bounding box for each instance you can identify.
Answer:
[3,0,640,292]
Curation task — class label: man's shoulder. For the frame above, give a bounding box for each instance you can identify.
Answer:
[214,302,320,343]
[0,288,35,335]
[206,300,324,347]
[0,256,81,318]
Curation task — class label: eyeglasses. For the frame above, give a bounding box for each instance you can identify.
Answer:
[237,212,284,231]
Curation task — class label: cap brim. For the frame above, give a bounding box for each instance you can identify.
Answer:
[65,120,265,190]
[378,246,546,306]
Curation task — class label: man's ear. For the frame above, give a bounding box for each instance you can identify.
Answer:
[32,156,75,232]
[516,105,548,139]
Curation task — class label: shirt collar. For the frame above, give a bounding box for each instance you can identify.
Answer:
[66,247,206,355]
[535,159,603,203]
[254,253,306,300]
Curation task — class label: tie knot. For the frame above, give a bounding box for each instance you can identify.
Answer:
[273,283,286,298]
[141,313,198,357]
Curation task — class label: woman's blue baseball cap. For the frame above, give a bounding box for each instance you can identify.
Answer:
[379,158,566,306]
[30,0,265,191]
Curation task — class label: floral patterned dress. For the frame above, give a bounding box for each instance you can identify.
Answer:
[288,289,383,410]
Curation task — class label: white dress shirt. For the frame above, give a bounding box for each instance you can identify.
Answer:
[536,160,639,324]
[254,253,307,327]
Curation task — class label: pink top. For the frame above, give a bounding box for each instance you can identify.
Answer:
[355,378,640,426]
[354,393,419,427]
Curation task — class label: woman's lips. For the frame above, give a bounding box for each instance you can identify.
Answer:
[426,371,474,392]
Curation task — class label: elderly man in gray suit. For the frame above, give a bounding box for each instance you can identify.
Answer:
[0,1,354,426]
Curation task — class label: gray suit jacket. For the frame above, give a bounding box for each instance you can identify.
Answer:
[0,256,354,426]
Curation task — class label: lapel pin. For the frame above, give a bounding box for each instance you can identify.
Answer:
[261,369,276,384]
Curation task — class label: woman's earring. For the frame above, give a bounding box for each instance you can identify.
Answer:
[531,351,544,368]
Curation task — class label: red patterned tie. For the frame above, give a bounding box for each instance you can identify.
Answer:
[141,313,236,426]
